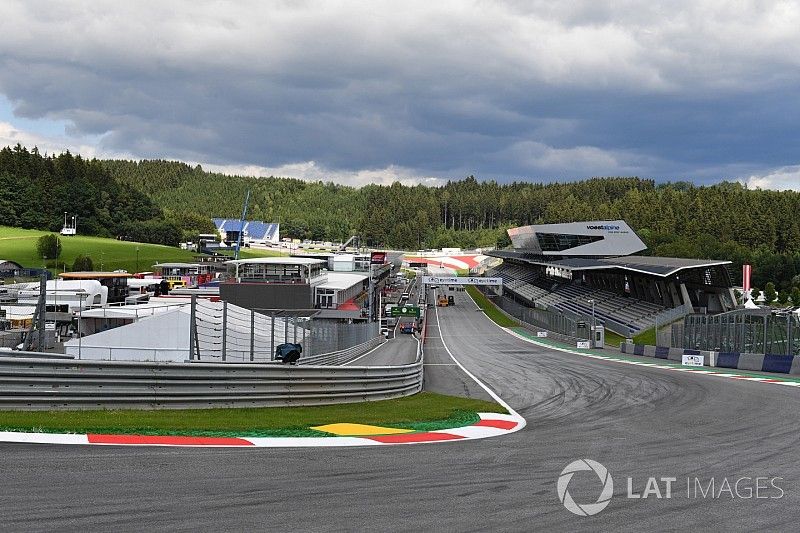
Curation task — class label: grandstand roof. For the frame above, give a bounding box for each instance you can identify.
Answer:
[212,219,279,241]
[507,220,647,256]
[491,250,731,278]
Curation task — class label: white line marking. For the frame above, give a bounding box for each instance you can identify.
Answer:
[343,339,390,366]
[464,288,800,391]
[434,301,527,432]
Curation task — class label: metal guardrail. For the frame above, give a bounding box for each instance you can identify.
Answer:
[0,313,423,410]
[299,336,387,366]
[0,353,423,410]
[0,294,426,410]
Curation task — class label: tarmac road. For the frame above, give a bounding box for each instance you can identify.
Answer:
[1,290,799,531]
[347,327,419,366]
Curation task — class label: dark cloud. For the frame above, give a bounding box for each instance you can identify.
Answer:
[0,1,799,189]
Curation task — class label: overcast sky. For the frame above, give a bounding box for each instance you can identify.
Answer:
[1,1,799,190]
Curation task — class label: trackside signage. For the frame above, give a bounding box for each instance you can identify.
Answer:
[682,354,704,366]
[422,276,503,286]
[391,305,420,318]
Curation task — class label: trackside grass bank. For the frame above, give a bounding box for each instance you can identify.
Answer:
[465,286,517,327]
[0,392,506,438]
[466,285,629,347]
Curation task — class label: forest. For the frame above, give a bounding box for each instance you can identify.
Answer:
[0,145,180,246]
[0,145,797,290]
[102,159,800,290]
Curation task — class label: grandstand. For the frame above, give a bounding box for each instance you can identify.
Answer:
[213,219,280,246]
[487,221,736,337]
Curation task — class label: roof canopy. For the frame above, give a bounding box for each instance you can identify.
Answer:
[492,250,731,278]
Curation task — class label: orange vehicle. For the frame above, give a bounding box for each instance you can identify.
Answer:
[438,295,448,307]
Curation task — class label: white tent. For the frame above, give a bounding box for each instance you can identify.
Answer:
[64,301,305,362]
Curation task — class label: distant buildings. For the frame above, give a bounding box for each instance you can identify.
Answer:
[212,219,280,246]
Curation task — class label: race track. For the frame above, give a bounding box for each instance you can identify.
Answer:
[1,290,799,531]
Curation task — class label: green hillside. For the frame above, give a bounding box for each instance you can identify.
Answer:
[0,226,287,276]
[0,226,196,275]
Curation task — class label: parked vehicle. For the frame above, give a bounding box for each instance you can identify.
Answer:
[275,342,302,364]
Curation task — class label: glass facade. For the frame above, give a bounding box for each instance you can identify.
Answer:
[231,262,322,283]
[536,232,604,252]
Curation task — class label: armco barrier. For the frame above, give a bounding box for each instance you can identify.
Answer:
[0,352,423,410]
[298,336,386,366]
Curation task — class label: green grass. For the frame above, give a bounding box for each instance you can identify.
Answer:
[633,328,657,345]
[468,285,628,349]
[604,329,626,348]
[0,392,506,437]
[0,225,200,274]
[465,285,518,327]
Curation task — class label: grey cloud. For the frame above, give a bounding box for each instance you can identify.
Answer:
[1,1,800,188]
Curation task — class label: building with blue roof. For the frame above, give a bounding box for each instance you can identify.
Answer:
[212,219,280,245]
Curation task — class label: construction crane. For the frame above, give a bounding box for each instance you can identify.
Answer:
[339,235,360,252]
[234,190,251,261]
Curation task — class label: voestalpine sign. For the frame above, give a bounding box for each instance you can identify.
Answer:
[422,276,503,286]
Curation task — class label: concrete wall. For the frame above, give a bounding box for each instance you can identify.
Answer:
[620,342,800,375]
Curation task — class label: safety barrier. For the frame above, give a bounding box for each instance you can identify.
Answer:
[298,336,386,366]
[0,350,423,410]
[620,342,715,365]
[620,343,800,375]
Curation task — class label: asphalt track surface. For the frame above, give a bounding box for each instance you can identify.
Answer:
[348,327,418,366]
[2,291,800,531]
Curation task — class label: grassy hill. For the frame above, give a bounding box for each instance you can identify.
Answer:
[0,226,282,276]
[0,226,198,274]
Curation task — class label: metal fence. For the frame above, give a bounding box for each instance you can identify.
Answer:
[0,354,423,410]
[679,309,799,356]
[190,298,380,363]
[0,309,424,410]
[486,289,592,341]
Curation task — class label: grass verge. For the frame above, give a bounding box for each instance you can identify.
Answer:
[604,330,626,348]
[0,392,506,437]
[465,286,518,327]
[633,328,657,345]
[467,284,629,349]
[0,225,197,274]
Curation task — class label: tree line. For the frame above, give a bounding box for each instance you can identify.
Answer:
[2,146,797,291]
[0,145,181,246]
[102,160,800,291]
